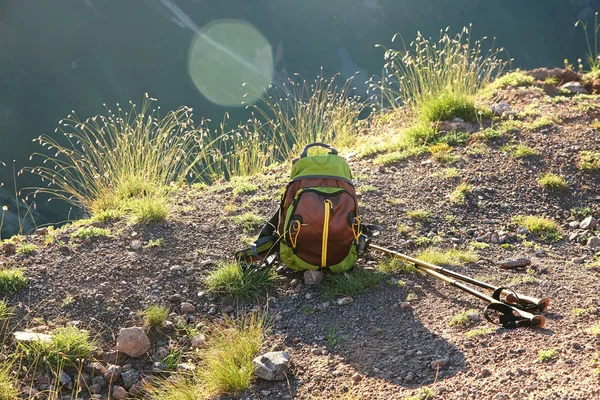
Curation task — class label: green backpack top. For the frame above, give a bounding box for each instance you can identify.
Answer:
[236,143,362,273]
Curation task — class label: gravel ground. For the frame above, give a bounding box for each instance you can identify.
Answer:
[3,76,600,399]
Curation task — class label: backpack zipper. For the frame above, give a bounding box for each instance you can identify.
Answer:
[322,199,333,267]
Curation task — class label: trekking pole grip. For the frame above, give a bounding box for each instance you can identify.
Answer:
[300,143,338,158]
[505,293,550,312]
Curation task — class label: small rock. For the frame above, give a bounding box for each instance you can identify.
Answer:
[91,376,107,388]
[87,362,106,377]
[128,381,146,396]
[88,384,102,394]
[332,370,341,377]
[112,385,128,400]
[2,243,16,255]
[580,216,597,230]
[102,350,126,365]
[303,270,324,285]
[569,221,581,229]
[169,264,183,273]
[168,294,182,303]
[430,359,448,369]
[130,240,142,250]
[177,362,196,372]
[560,81,588,94]
[180,302,196,314]
[153,346,170,361]
[535,249,546,257]
[336,297,353,306]
[116,327,150,358]
[34,227,48,236]
[121,369,141,390]
[252,351,291,381]
[400,302,412,310]
[572,256,586,264]
[517,226,529,235]
[587,236,600,249]
[14,331,52,343]
[351,373,363,383]
[152,362,167,372]
[480,368,492,378]
[21,386,39,397]
[221,305,234,314]
[499,258,531,269]
[103,365,122,383]
[311,348,322,355]
[191,334,206,348]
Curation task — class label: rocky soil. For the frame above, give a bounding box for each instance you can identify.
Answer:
[3,70,600,399]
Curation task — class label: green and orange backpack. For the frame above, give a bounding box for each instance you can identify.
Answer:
[236,143,363,273]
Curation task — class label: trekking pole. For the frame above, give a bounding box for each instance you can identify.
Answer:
[369,244,550,311]
[368,244,547,329]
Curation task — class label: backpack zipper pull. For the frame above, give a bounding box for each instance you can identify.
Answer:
[322,199,333,267]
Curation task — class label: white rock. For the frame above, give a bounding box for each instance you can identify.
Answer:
[130,240,142,250]
[252,351,291,381]
[14,332,52,343]
[580,216,597,230]
[303,270,324,285]
[559,81,587,94]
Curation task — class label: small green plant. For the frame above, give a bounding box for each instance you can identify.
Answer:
[16,242,37,255]
[231,178,258,196]
[588,322,600,335]
[449,309,480,327]
[500,243,514,250]
[405,387,435,400]
[376,257,419,274]
[414,236,433,247]
[475,127,503,142]
[469,241,489,250]
[195,314,267,395]
[513,215,560,240]
[61,295,74,307]
[397,223,412,235]
[407,209,431,223]
[571,308,588,318]
[326,327,343,346]
[130,194,170,224]
[145,238,166,248]
[525,116,556,130]
[438,168,460,179]
[374,146,427,166]
[303,307,316,315]
[575,12,600,78]
[579,151,600,170]
[544,76,560,86]
[0,362,18,400]
[144,304,170,328]
[162,349,184,370]
[465,326,495,338]
[417,248,477,266]
[510,144,538,158]
[20,326,95,367]
[467,143,488,156]
[357,184,377,195]
[438,131,471,146]
[71,226,110,240]
[538,173,568,191]
[570,207,593,219]
[205,260,275,300]
[481,71,534,98]
[509,268,539,285]
[231,212,263,232]
[449,183,471,204]
[322,269,382,298]
[0,268,28,293]
[538,349,558,363]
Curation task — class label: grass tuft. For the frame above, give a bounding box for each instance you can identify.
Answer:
[465,326,495,338]
[0,362,18,400]
[71,226,109,240]
[205,260,275,300]
[538,349,558,363]
[0,268,28,294]
[19,325,95,368]
[480,71,534,98]
[231,213,263,232]
[588,322,600,335]
[510,144,538,158]
[130,194,170,224]
[449,309,480,327]
[407,209,431,223]
[144,305,170,329]
[579,151,600,170]
[16,243,37,255]
[196,314,267,395]
[416,248,477,266]
[538,173,568,191]
[322,269,383,298]
[376,257,419,274]
[449,183,472,204]
[513,215,561,241]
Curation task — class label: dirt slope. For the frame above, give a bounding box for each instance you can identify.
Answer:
[4,79,600,400]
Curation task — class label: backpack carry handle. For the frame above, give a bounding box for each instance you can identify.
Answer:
[300,143,338,158]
